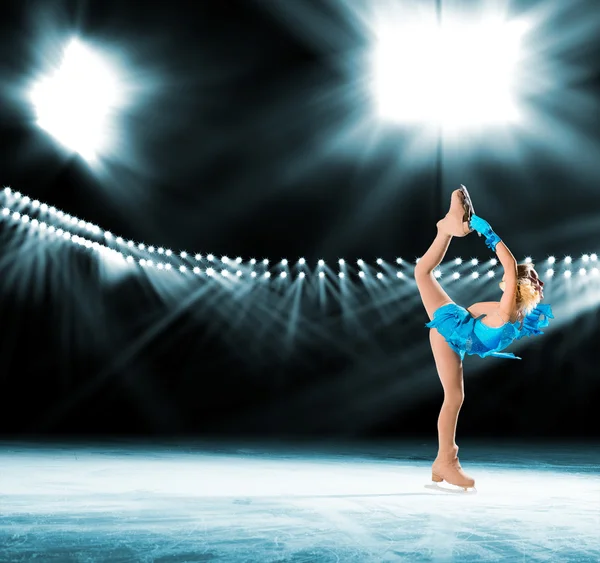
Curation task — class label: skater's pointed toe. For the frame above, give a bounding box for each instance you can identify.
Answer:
[438,188,475,237]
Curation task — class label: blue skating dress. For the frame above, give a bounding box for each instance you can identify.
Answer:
[425,303,554,360]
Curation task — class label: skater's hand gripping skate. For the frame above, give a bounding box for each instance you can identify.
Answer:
[470,214,501,252]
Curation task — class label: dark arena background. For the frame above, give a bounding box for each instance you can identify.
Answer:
[1,0,599,561]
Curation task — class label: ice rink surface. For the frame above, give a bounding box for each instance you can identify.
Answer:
[0,440,598,562]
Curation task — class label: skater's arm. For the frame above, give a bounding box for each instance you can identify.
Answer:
[497,242,518,319]
[470,215,517,319]
[495,240,517,271]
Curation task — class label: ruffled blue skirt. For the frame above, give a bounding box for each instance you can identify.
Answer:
[425,302,554,361]
[425,303,522,360]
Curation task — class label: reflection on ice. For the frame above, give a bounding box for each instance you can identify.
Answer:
[0,441,598,561]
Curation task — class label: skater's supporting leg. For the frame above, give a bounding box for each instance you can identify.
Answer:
[429,329,464,453]
[429,328,475,488]
[414,228,454,320]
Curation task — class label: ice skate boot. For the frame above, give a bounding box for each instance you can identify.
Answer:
[431,446,476,491]
[436,186,474,237]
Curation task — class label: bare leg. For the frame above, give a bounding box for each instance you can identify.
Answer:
[429,329,475,488]
[414,188,472,320]
[414,228,454,320]
[430,329,464,452]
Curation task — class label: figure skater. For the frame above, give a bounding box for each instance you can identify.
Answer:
[415,185,554,490]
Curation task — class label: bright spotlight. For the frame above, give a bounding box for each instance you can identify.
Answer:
[357,259,364,266]
[579,268,586,276]
[547,256,556,264]
[318,259,325,267]
[377,272,383,279]
[359,271,365,278]
[264,272,271,278]
[236,270,242,277]
[250,271,257,278]
[487,270,495,277]
[222,256,229,263]
[471,258,478,266]
[396,257,403,264]
[376,258,383,265]
[454,258,462,265]
[582,254,589,262]
[280,272,287,278]
[546,268,554,277]
[433,269,441,278]
[373,17,525,127]
[179,266,186,272]
[397,271,404,278]
[207,254,214,261]
[281,259,288,266]
[319,271,325,278]
[299,272,306,279]
[592,268,599,276]
[591,254,598,262]
[180,251,187,258]
[236,257,242,264]
[263,259,269,265]
[565,256,572,264]
[452,272,460,279]
[250,258,256,265]
[206,268,214,276]
[564,270,572,278]
[193,267,200,274]
[524,257,532,263]
[472,272,479,279]
[29,38,125,163]
[339,272,344,278]
[221,269,228,277]
[298,257,306,265]
[338,259,345,265]
[195,254,202,261]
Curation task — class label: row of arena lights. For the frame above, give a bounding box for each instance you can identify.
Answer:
[1,187,599,279]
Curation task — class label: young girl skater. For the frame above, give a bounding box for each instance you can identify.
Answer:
[415,185,553,490]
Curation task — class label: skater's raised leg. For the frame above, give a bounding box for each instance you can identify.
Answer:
[414,188,472,320]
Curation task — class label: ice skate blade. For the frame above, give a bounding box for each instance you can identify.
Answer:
[425,482,478,495]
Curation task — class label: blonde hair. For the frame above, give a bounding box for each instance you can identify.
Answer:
[515,263,541,319]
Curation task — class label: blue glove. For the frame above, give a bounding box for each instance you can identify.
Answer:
[470,214,501,251]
